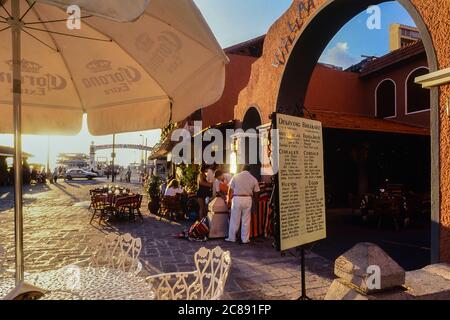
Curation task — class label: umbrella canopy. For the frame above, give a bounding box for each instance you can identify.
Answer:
[0,0,228,136]
[36,0,150,22]
[0,0,227,297]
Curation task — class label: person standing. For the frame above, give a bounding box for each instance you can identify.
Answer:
[223,172,232,184]
[226,165,260,244]
[197,165,213,220]
[213,170,232,199]
[206,164,216,184]
[53,168,59,184]
[126,168,132,183]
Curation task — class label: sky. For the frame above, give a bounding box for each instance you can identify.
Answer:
[319,1,415,68]
[0,0,416,168]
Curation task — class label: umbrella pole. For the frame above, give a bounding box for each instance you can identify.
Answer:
[11,0,24,286]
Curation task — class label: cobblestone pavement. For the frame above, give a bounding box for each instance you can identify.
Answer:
[0,180,333,300]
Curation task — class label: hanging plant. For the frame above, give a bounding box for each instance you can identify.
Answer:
[160,122,177,141]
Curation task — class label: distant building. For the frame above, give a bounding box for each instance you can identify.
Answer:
[389,23,421,52]
[56,153,89,170]
[0,146,32,159]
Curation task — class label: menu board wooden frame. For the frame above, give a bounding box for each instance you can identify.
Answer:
[272,112,327,251]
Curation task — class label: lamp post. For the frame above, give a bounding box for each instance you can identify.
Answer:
[144,137,148,174]
[139,134,145,172]
[46,136,51,176]
[111,134,116,183]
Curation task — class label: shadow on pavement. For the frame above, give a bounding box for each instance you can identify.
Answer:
[0,183,52,212]
[52,183,83,203]
[311,209,431,271]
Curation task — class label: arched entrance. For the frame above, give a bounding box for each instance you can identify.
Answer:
[241,107,263,179]
[276,0,440,263]
[242,107,263,131]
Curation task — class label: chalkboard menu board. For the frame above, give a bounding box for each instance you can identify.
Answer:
[274,113,327,251]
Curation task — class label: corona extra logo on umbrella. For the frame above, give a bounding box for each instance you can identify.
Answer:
[0,59,67,95]
[85,59,112,73]
[82,59,142,95]
[136,31,183,74]
[6,59,42,73]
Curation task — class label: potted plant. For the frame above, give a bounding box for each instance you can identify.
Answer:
[179,164,200,221]
[179,164,199,194]
[145,175,163,214]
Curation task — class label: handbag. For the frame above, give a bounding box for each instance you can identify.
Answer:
[188,217,209,241]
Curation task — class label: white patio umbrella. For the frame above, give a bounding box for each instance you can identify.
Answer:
[37,0,151,22]
[0,0,228,296]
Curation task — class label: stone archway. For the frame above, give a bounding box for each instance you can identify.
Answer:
[234,0,450,262]
[276,0,440,263]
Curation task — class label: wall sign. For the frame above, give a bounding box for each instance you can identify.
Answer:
[274,113,326,251]
[272,0,316,68]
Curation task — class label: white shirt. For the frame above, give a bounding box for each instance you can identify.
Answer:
[223,173,232,184]
[164,187,183,197]
[229,171,260,196]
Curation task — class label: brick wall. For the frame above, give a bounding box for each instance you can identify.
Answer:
[233,0,450,262]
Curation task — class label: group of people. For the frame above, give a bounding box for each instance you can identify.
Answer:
[52,166,66,183]
[0,159,36,186]
[197,164,260,244]
[117,168,133,183]
[160,177,189,218]
[30,167,47,184]
[156,164,260,244]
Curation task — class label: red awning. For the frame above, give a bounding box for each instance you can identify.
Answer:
[311,110,429,136]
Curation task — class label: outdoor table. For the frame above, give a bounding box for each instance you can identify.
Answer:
[92,193,141,222]
[0,266,155,300]
[101,193,134,206]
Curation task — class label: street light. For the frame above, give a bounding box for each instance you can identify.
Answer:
[144,137,148,174]
[139,134,148,174]
[46,136,51,176]
[111,134,116,183]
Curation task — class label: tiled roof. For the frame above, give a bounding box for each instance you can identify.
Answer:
[360,40,426,77]
[224,35,266,54]
[310,110,429,136]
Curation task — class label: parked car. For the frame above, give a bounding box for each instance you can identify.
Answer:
[65,169,97,180]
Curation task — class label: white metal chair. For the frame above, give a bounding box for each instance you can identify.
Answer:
[146,246,231,300]
[77,233,143,276]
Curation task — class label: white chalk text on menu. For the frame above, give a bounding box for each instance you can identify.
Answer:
[276,113,326,251]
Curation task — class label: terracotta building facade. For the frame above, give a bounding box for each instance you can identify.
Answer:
[201,54,258,129]
[233,0,450,262]
[302,45,429,129]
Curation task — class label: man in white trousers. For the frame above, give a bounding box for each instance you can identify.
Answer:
[226,165,260,244]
